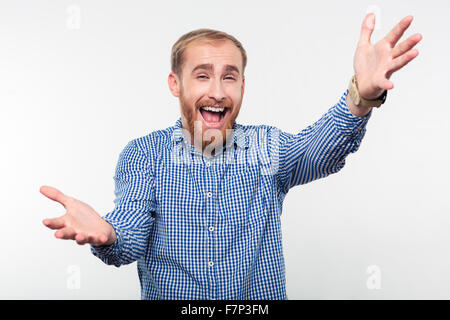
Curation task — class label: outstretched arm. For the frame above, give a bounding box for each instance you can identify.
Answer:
[272,13,422,192]
[41,139,156,267]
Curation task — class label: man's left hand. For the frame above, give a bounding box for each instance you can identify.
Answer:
[353,13,422,100]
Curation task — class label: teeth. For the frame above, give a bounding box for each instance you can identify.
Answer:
[201,106,224,112]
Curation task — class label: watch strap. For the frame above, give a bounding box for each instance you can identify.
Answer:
[348,75,387,108]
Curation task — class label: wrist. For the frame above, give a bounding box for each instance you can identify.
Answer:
[105,223,117,246]
[346,91,372,118]
[348,75,387,109]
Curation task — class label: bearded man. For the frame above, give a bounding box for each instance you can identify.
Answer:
[41,13,422,299]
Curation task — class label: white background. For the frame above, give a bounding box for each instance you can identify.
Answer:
[1,0,448,299]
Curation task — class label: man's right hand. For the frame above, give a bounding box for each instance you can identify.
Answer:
[40,185,117,246]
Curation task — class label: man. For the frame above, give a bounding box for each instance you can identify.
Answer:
[41,13,422,299]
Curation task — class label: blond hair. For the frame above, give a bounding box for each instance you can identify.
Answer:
[171,28,247,78]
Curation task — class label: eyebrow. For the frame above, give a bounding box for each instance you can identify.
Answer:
[191,63,240,75]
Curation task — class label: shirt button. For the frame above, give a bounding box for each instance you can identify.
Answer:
[208,261,214,267]
[205,162,211,167]
[206,192,212,198]
[208,226,214,232]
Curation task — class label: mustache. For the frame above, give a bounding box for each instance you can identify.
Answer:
[196,101,233,109]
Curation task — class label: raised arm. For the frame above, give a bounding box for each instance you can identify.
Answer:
[270,13,422,194]
[271,90,371,194]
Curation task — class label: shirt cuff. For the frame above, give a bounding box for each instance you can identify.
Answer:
[90,217,123,260]
[331,89,372,136]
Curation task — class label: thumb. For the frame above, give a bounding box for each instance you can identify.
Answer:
[359,13,376,45]
[40,185,71,208]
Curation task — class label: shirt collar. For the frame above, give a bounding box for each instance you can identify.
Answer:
[171,117,249,150]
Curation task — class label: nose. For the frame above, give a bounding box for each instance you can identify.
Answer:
[208,78,226,103]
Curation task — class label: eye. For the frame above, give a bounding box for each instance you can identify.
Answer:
[196,75,236,80]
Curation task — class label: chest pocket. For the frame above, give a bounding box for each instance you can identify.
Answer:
[219,162,267,227]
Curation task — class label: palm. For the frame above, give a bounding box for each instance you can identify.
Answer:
[41,185,115,246]
[353,14,422,100]
[65,200,103,235]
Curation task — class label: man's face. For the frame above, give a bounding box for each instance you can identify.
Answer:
[168,39,245,153]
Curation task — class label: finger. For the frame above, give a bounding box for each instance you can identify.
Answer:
[55,227,76,240]
[392,33,422,59]
[387,48,419,75]
[40,185,71,208]
[380,78,394,91]
[87,233,107,246]
[385,15,414,47]
[75,233,88,245]
[43,216,66,230]
[359,13,376,45]
[99,234,108,244]
[86,234,98,245]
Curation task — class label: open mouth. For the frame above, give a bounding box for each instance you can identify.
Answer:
[198,105,231,129]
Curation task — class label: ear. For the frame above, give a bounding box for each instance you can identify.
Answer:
[168,72,181,97]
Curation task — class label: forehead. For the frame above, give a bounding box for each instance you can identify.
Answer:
[183,39,242,73]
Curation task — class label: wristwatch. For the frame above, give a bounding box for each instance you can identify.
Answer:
[348,75,387,108]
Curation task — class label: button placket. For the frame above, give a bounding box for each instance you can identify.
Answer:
[204,156,218,300]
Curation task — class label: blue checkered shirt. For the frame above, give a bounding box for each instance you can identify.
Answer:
[91,89,372,299]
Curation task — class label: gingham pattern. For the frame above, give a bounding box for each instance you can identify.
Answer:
[91,89,372,299]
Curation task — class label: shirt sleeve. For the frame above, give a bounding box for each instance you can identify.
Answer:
[271,89,372,194]
[90,139,156,267]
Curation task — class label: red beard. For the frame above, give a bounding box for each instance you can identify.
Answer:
[179,89,242,155]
